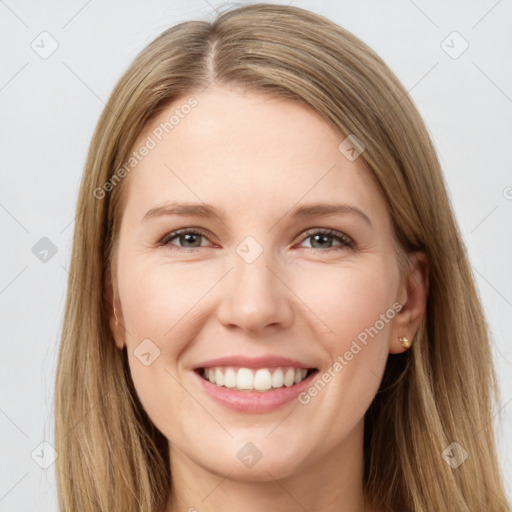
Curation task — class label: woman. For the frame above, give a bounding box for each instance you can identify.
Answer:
[54,4,510,511]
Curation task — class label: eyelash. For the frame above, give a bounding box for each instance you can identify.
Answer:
[158,227,354,253]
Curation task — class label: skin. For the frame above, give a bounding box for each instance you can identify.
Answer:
[108,85,428,512]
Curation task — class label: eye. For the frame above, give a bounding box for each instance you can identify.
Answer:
[159,228,212,251]
[158,227,354,252]
[297,228,354,251]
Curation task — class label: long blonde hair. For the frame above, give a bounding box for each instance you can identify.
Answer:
[55,4,510,511]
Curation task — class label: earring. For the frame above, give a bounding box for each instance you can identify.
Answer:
[399,336,410,349]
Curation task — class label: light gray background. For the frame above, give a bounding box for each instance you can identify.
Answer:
[1,0,511,509]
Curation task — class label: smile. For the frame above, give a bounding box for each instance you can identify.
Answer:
[192,355,319,413]
[197,366,317,392]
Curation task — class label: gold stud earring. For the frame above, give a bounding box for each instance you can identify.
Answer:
[399,336,410,349]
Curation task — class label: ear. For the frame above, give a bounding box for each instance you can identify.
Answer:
[105,270,126,350]
[389,251,429,354]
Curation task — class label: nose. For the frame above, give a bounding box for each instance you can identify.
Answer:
[216,248,294,335]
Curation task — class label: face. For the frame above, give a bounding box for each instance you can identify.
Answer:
[109,85,424,482]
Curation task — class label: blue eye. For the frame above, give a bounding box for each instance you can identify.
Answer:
[299,228,354,250]
[160,229,210,251]
[159,228,354,252]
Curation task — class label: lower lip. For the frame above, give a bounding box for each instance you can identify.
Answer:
[192,369,318,413]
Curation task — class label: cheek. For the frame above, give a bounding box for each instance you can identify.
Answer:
[291,257,399,348]
[119,258,210,346]
[291,260,397,419]
[117,254,240,440]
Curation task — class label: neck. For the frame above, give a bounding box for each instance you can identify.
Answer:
[165,417,374,512]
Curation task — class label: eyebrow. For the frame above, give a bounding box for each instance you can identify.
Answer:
[142,201,373,228]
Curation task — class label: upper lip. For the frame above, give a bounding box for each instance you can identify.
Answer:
[194,355,317,370]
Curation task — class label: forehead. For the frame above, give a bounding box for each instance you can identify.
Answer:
[121,86,387,226]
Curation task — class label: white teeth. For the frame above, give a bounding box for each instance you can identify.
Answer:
[224,367,237,388]
[201,366,311,392]
[284,368,295,387]
[215,368,224,387]
[271,368,284,388]
[254,369,272,391]
[236,368,253,390]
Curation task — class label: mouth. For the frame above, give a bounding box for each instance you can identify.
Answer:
[194,366,319,392]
